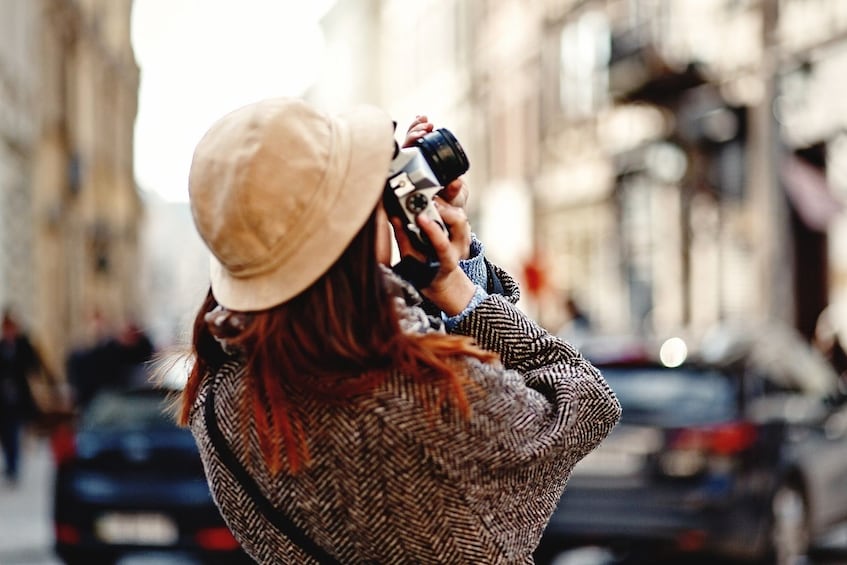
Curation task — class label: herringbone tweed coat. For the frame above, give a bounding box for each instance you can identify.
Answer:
[189,269,621,564]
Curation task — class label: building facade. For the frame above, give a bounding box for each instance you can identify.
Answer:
[0,0,41,336]
[0,0,140,381]
[311,0,847,340]
[534,0,847,338]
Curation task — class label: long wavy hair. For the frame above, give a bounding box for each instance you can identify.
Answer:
[179,209,497,474]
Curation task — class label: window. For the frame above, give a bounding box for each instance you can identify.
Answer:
[559,11,611,119]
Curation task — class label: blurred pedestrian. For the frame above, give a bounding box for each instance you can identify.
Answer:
[0,310,42,484]
[177,98,620,563]
[67,318,156,407]
[557,294,592,344]
[104,321,155,386]
[66,309,112,408]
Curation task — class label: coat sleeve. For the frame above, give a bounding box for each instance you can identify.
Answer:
[402,292,621,559]
[450,293,621,469]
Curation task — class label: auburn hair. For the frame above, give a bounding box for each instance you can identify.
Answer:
[179,209,497,474]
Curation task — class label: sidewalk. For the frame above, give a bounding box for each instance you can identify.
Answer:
[0,434,61,565]
[0,435,213,565]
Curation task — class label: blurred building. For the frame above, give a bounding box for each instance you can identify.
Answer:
[311,0,847,340]
[139,191,209,349]
[0,0,140,380]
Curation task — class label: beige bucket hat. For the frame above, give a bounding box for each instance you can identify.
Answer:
[188,97,395,311]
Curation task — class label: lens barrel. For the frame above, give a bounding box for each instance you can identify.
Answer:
[415,128,470,186]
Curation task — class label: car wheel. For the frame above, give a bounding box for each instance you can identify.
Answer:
[770,482,810,565]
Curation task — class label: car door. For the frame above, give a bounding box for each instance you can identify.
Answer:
[770,367,847,531]
[808,399,847,529]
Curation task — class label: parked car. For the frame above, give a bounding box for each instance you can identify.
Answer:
[536,325,847,564]
[51,366,250,564]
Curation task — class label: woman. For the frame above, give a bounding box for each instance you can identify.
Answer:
[181,97,620,564]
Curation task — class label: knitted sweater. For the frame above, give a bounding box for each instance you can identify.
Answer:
[188,269,621,564]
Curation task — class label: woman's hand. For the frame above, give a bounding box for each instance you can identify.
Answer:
[403,115,434,148]
[392,212,476,316]
[434,192,471,261]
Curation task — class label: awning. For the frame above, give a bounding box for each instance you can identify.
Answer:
[781,154,844,231]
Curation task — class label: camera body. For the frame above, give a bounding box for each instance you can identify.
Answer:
[384,128,469,258]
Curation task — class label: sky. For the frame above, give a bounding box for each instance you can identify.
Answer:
[131,0,335,202]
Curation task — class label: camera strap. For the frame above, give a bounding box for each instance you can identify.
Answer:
[203,384,341,565]
[392,256,440,290]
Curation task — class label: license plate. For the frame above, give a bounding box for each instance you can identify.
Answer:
[572,425,660,477]
[574,449,644,477]
[95,513,178,546]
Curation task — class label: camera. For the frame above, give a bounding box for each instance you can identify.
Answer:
[384,128,470,258]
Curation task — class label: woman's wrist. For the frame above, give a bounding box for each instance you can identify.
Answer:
[442,284,488,330]
[422,268,477,317]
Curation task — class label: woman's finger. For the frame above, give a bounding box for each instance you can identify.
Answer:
[402,116,434,148]
[406,115,430,132]
[438,179,468,208]
[434,199,471,260]
[434,198,468,230]
[417,213,455,269]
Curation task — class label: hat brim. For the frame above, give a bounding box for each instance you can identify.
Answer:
[209,105,395,311]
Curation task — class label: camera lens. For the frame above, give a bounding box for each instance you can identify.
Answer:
[415,128,470,186]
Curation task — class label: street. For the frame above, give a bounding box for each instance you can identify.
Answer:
[0,435,629,565]
[0,435,61,565]
[4,433,847,565]
[0,436,202,565]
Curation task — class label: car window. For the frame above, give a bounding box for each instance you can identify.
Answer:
[81,389,175,430]
[745,327,839,397]
[601,366,737,426]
